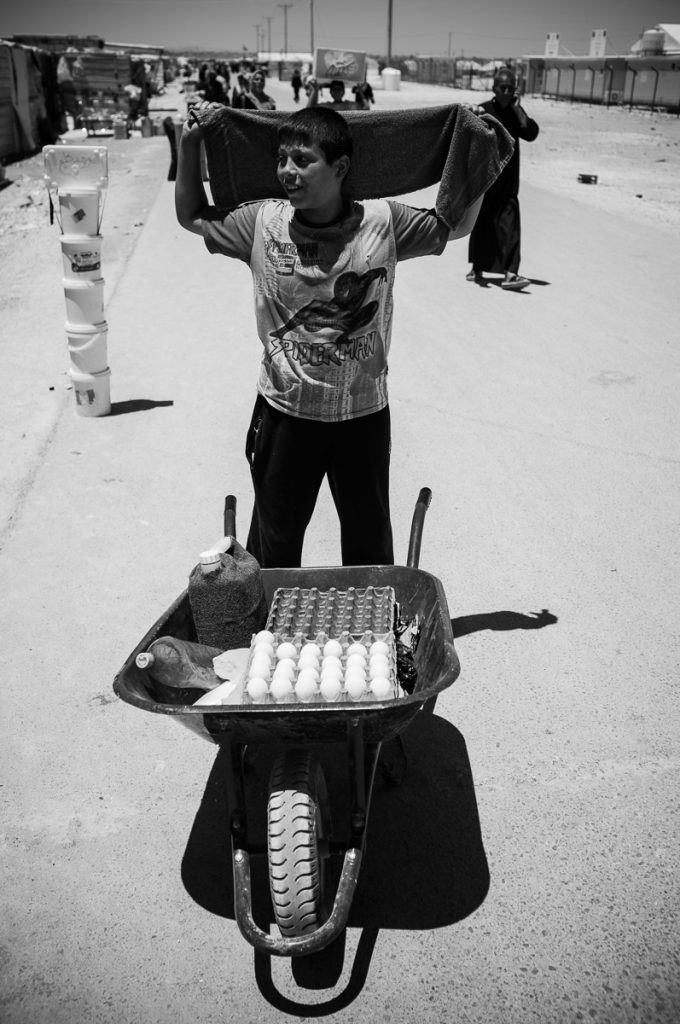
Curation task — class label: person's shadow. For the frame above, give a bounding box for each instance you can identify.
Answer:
[452,608,558,637]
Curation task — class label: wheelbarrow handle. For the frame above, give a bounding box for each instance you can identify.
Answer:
[233,846,362,957]
[406,487,432,569]
[223,494,237,540]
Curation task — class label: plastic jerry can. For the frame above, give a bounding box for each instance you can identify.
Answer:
[188,536,268,650]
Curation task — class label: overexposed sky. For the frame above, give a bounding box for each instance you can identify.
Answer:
[3,0,677,58]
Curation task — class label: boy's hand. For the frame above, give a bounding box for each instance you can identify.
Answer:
[183,100,210,138]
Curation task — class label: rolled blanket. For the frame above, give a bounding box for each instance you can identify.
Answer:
[193,103,514,231]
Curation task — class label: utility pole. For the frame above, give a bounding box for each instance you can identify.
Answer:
[309,0,314,54]
[387,0,393,66]
[278,3,292,58]
[254,24,261,55]
[264,15,274,56]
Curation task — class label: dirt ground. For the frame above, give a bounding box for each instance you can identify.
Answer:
[517,98,680,232]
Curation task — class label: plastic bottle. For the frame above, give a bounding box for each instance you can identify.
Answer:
[188,535,268,650]
[135,636,224,690]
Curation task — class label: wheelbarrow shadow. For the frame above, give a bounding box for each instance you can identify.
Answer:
[181,707,488,1009]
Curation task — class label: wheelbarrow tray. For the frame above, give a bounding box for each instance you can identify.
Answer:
[114,563,459,746]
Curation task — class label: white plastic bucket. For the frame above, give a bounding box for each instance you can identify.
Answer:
[69,366,111,417]
[61,235,102,280]
[63,278,105,325]
[381,67,401,91]
[66,320,109,374]
[58,190,101,235]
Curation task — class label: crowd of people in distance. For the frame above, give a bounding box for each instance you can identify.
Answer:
[180,60,278,111]
[179,59,381,119]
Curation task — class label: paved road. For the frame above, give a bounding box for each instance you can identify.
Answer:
[1,78,678,1023]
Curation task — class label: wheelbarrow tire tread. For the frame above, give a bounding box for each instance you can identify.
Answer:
[267,750,328,937]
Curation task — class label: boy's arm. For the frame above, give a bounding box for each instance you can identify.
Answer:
[447,195,483,239]
[305,77,320,107]
[175,117,216,235]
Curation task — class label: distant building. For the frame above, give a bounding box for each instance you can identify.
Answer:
[521,24,680,112]
[629,25,680,56]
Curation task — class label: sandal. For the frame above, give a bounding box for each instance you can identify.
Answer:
[501,275,530,291]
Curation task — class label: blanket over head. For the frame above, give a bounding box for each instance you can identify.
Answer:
[193,103,514,231]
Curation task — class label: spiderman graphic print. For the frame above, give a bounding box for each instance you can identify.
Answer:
[203,197,448,422]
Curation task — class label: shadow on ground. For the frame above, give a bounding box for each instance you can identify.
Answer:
[108,398,174,415]
[452,608,558,638]
[181,710,488,1009]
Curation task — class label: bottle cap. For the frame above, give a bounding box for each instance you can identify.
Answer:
[198,535,234,573]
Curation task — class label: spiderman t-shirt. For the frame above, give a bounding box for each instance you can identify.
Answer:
[203,198,448,422]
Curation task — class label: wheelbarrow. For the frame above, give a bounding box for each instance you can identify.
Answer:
[113,488,460,956]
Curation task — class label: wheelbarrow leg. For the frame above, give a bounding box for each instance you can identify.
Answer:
[222,734,248,853]
[347,720,381,850]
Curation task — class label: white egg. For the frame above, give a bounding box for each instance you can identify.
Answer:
[270,675,294,701]
[345,675,367,701]
[369,659,391,680]
[294,675,318,702]
[320,661,343,682]
[369,652,390,672]
[248,658,271,680]
[370,640,390,658]
[246,676,269,702]
[319,676,342,702]
[273,657,297,681]
[346,652,366,672]
[254,640,274,660]
[297,650,320,671]
[297,666,320,688]
[322,653,342,669]
[276,641,298,661]
[323,639,343,658]
[347,642,367,658]
[369,676,393,700]
[254,630,275,645]
[300,642,321,659]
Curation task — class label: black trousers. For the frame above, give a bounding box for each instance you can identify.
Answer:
[245,395,394,569]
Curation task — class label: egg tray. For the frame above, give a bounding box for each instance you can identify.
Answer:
[266,585,395,639]
[241,629,401,706]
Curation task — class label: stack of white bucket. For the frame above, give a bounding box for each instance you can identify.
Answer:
[43,144,111,416]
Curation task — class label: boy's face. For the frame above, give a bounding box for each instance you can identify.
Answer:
[277,140,348,224]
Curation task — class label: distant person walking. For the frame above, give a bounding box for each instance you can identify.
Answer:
[199,69,229,106]
[291,68,303,103]
[466,67,539,290]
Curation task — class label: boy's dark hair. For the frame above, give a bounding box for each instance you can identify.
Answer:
[278,107,353,164]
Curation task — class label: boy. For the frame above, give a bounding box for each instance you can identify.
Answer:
[306,77,369,110]
[175,106,481,568]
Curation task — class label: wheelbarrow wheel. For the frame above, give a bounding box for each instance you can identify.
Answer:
[267,750,330,938]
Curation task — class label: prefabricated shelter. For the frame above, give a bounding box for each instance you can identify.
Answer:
[521,24,680,111]
[0,39,58,163]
